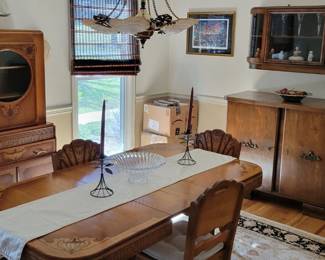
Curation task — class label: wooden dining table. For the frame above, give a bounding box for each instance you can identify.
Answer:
[0,143,262,260]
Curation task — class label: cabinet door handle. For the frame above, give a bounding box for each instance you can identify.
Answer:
[241,139,259,149]
[301,151,321,162]
[33,149,48,156]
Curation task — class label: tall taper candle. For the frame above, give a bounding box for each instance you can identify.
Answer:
[100,100,106,159]
[186,87,194,135]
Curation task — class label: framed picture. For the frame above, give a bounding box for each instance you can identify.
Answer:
[186,11,236,56]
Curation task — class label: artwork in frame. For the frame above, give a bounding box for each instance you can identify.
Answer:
[187,11,236,56]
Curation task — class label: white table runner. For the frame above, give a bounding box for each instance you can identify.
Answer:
[0,149,235,260]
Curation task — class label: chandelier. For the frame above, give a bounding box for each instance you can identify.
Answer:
[83,0,198,48]
[0,0,10,17]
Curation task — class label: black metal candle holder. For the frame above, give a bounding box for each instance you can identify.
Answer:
[90,159,114,198]
[177,134,196,166]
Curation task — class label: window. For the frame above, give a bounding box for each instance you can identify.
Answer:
[70,0,138,154]
[73,76,135,155]
[70,0,141,75]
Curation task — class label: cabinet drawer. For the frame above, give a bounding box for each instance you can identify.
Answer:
[18,155,53,182]
[0,139,56,165]
[0,167,16,191]
[227,102,280,191]
[279,110,325,207]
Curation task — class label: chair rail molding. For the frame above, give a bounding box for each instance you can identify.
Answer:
[136,93,227,106]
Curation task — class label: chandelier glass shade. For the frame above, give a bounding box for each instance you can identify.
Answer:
[0,0,10,17]
[83,0,198,47]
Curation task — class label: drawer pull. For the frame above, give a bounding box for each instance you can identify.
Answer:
[33,149,48,156]
[241,139,259,149]
[301,151,321,162]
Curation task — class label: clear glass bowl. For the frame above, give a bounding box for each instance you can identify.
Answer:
[110,151,166,184]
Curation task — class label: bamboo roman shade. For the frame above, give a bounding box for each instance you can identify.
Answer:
[70,0,141,75]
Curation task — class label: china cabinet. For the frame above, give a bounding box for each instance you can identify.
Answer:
[227,91,325,218]
[0,30,56,193]
[248,6,325,74]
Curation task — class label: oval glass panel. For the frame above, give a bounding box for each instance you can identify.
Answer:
[0,50,31,102]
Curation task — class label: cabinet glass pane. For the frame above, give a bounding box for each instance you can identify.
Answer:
[250,14,264,58]
[268,12,324,65]
[0,51,31,102]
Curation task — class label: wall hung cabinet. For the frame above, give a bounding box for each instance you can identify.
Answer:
[248,6,325,74]
[227,91,325,216]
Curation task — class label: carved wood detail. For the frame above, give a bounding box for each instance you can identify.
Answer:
[0,124,55,150]
[52,139,100,171]
[44,237,98,255]
[0,105,20,118]
[194,129,242,159]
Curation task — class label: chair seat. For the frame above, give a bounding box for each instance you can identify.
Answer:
[145,215,224,260]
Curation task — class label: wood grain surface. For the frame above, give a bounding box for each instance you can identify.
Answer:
[0,144,262,259]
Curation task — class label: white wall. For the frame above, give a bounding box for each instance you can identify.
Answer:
[0,0,170,107]
[168,0,325,99]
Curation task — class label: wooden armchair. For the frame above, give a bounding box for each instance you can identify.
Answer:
[52,139,100,171]
[194,129,241,159]
[144,180,244,260]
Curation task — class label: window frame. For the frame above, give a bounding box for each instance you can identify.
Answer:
[72,75,135,153]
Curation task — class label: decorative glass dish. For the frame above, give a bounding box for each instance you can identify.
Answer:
[110,151,166,184]
[275,88,310,103]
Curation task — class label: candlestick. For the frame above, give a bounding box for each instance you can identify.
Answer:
[90,99,114,198]
[178,88,196,166]
[186,87,194,135]
[100,100,106,160]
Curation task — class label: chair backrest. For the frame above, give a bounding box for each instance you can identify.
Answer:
[184,180,244,260]
[194,129,241,159]
[52,139,100,171]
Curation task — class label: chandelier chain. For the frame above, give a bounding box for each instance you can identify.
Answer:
[152,0,159,17]
[114,0,127,18]
[147,0,152,16]
[164,0,179,19]
[106,0,122,18]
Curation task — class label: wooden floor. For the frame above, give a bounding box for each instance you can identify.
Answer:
[242,198,325,237]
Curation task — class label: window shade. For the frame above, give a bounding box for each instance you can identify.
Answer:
[70,0,141,75]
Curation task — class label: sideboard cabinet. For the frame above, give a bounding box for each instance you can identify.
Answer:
[227,91,325,216]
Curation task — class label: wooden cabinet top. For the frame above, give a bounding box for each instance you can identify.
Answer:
[226,91,325,113]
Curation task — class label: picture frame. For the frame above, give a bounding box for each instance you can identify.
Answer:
[186,11,236,57]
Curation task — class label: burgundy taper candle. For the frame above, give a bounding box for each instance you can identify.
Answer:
[100,100,106,159]
[186,87,194,135]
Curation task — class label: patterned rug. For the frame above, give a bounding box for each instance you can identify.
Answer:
[234,211,325,259]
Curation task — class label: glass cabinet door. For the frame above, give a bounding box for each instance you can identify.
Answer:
[249,13,264,59]
[267,12,325,65]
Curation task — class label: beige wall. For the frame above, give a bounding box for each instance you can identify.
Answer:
[47,109,73,150]
[197,99,227,133]
[166,0,325,132]
[0,0,170,147]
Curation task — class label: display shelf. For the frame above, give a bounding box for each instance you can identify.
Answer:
[248,6,325,74]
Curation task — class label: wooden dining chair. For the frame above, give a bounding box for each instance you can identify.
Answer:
[52,139,100,171]
[144,180,244,260]
[194,129,241,159]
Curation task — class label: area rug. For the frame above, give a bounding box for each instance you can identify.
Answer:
[233,211,325,259]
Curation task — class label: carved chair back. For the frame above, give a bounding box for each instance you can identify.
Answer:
[52,139,100,171]
[184,180,244,260]
[194,129,241,158]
